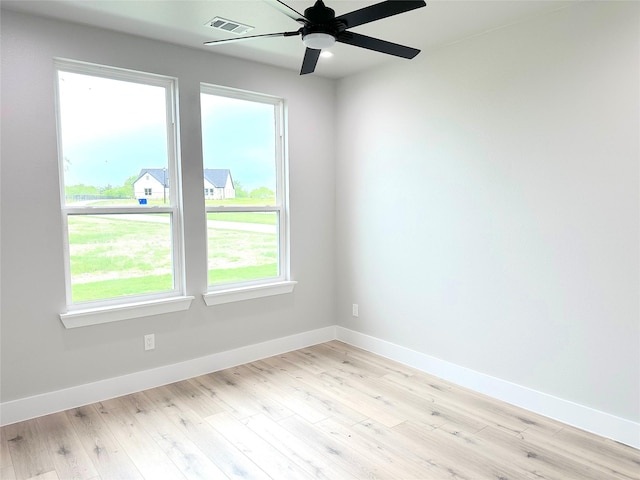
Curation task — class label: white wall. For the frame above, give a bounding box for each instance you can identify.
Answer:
[335,1,639,423]
[0,10,335,402]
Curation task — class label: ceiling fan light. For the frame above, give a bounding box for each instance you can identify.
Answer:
[303,32,336,50]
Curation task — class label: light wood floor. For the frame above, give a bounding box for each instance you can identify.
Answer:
[1,341,638,480]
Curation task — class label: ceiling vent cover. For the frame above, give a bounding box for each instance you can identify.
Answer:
[206,17,254,35]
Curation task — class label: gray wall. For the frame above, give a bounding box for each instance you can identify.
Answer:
[0,10,336,402]
[335,1,639,422]
[2,1,639,428]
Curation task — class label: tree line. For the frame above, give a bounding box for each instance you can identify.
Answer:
[65,177,274,199]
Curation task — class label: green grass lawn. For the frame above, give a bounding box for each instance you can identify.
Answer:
[72,274,174,301]
[208,263,278,285]
[69,213,278,303]
[72,262,278,301]
[206,197,275,206]
[207,212,277,225]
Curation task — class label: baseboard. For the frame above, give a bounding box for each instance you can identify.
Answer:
[0,325,336,426]
[2,324,638,449]
[336,326,640,449]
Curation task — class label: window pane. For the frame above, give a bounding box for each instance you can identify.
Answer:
[207,212,278,285]
[58,71,169,207]
[68,214,174,303]
[201,94,276,206]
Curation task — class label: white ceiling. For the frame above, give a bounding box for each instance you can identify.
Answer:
[1,0,572,78]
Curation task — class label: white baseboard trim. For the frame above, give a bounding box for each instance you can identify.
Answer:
[2,324,637,449]
[335,326,640,449]
[0,325,336,427]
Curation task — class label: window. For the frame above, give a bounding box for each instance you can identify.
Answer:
[55,60,191,324]
[200,85,294,303]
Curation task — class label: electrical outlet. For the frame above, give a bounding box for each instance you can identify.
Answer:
[144,334,155,351]
[352,304,359,317]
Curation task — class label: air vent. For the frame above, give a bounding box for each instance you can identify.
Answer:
[206,17,254,35]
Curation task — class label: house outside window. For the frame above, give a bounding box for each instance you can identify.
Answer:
[200,84,292,299]
[134,168,168,202]
[55,59,187,317]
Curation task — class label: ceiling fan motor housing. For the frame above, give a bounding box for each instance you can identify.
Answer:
[304,0,336,24]
[302,0,345,41]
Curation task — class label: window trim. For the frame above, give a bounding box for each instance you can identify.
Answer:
[202,281,297,306]
[60,296,195,329]
[55,59,187,323]
[200,84,294,302]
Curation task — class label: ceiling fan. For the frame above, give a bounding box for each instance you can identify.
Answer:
[204,0,427,75]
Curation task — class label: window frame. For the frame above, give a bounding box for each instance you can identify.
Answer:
[54,59,192,326]
[200,84,295,305]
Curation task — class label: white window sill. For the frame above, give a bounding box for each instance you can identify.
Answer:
[59,296,195,329]
[203,280,297,306]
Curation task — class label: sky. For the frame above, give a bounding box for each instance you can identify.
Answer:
[201,93,276,192]
[58,71,277,191]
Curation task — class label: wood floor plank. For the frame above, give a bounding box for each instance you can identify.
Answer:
[363,372,489,433]
[523,426,640,480]
[3,419,55,480]
[352,418,479,479]
[214,364,294,421]
[1,341,637,480]
[245,413,358,480]
[190,368,284,421]
[314,416,435,479]
[394,420,532,480]
[1,423,13,471]
[275,350,328,375]
[36,412,99,480]
[259,351,312,377]
[259,355,372,426]
[205,411,314,479]
[1,465,17,480]
[96,398,189,480]
[161,380,226,418]
[65,405,143,480]
[278,414,398,479]
[474,424,628,480]
[384,370,562,436]
[265,354,404,427]
[379,373,516,434]
[322,341,419,377]
[142,383,272,480]
[248,359,367,426]
[25,471,60,480]
[303,343,393,378]
[236,363,329,424]
[114,392,228,480]
[315,370,409,427]
[556,424,640,464]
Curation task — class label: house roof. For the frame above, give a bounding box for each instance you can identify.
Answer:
[136,168,168,187]
[136,168,232,189]
[204,169,232,188]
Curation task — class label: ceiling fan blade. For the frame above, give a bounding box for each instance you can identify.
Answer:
[300,48,321,75]
[335,0,426,29]
[204,30,300,46]
[337,31,420,59]
[263,0,308,24]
